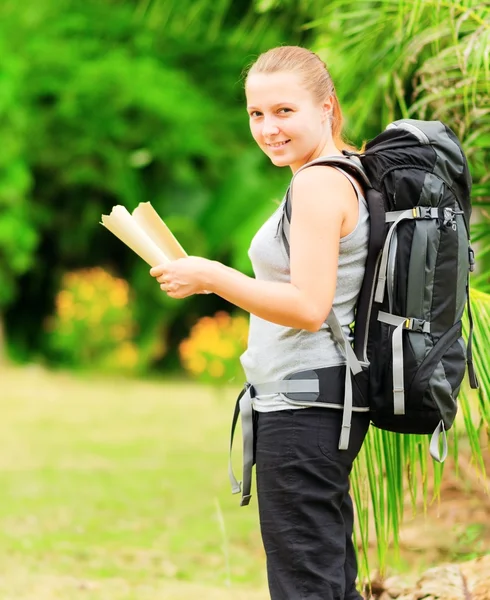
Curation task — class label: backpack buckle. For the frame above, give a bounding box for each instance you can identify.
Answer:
[413,206,439,220]
[404,318,428,333]
[412,207,429,218]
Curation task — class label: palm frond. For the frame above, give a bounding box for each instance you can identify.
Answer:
[303,0,490,146]
[350,288,490,578]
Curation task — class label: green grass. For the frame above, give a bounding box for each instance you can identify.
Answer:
[2,365,487,599]
[0,365,268,600]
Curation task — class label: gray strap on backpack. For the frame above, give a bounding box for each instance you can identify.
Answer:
[326,310,363,450]
[229,379,319,506]
[281,156,369,257]
[228,385,254,506]
[429,420,448,462]
[376,207,440,304]
[378,311,431,415]
[293,155,370,187]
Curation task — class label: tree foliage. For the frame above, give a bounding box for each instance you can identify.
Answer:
[0,36,38,309]
[1,0,307,360]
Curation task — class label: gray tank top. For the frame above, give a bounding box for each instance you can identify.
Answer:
[239,167,369,412]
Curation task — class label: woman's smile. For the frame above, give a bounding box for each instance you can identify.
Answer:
[266,140,291,149]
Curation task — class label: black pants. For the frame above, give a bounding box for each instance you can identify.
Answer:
[255,407,370,600]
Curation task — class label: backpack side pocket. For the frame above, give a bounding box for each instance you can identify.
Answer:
[408,321,465,429]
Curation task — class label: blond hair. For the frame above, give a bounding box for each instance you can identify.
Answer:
[246,46,357,152]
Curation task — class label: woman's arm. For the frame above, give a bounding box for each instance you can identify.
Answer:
[207,166,352,331]
[151,166,356,332]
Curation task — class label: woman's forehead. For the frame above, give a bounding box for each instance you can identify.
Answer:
[245,71,310,106]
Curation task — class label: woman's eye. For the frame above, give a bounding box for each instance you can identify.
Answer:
[250,111,262,118]
[278,108,292,114]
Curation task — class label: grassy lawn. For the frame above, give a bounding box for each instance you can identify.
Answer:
[1,365,488,599]
[0,365,268,600]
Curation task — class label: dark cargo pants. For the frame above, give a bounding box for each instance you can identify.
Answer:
[255,406,369,600]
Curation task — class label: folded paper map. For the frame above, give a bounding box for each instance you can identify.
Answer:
[100,202,187,267]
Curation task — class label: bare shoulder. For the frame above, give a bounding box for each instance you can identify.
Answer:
[291,165,356,209]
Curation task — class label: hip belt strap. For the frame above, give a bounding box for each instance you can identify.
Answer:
[228,379,319,506]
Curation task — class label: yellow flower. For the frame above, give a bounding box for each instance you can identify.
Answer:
[209,360,225,378]
[116,341,139,368]
[50,267,138,371]
[187,355,207,374]
[179,311,249,383]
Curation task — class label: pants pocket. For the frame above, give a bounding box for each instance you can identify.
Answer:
[317,409,370,465]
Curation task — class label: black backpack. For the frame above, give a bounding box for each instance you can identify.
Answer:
[281,119,479,461]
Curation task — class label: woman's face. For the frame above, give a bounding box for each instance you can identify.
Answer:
[245,71,331,172]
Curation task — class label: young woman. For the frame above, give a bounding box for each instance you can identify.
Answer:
[150,46,370,600]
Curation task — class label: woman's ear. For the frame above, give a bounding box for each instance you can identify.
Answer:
[321,96,334,123]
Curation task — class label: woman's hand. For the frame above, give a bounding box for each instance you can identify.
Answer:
[149,257,214,299]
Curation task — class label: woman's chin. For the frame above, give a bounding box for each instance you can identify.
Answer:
[268,154,292,168]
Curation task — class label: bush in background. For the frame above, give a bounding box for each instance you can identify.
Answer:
[178,311,248,386]
[0,0,298,365]
[45,267,164,373]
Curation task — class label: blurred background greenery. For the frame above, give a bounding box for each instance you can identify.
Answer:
[1,0,488,382]
[0,0,489,597]
[1,0,303,376]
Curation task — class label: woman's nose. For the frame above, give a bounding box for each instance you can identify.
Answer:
[262,117,280,137]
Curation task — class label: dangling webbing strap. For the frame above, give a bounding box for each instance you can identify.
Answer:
[466,261,479,389]
[429,420,448,462]
[325,310,364,449]
[228,379,319,506]
[375,207,440,304]
[377,311,431,416]
[228,385,253,506]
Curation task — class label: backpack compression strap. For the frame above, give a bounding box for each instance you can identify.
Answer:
[376,209,479,418]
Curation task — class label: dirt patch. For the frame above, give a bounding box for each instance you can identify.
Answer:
[396,450,490,570]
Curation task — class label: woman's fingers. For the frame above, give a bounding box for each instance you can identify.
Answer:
[149,265,167,278]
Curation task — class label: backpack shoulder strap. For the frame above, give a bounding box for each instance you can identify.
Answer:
[278,157,370,449]
[281,156,370,255]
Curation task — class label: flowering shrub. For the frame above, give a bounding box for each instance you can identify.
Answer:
[46,267,142,372]
[179,311,248,386]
